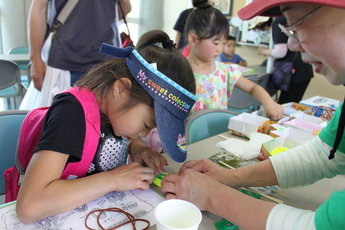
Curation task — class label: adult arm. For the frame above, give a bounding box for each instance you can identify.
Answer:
[258,43,288,59]
[28,0,49,91]
[162,167,276,230]
[118,0,132,19]
[162,136,345,229]
[234,76,284,121]
[175,31,182,49]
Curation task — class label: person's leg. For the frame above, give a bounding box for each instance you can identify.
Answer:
[70,71,85,86]
[278,79,311,104]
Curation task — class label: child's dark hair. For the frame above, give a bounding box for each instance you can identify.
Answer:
[76,30,195,113]
[227,35,236,41]
[185,0,229,40]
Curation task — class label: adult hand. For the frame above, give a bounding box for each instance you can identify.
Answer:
[257,47,270,56]
[130,140,167,176]
[31,58,46,91]
[179,159,234,186]
[161,169,223,211]
[109,162,154,191]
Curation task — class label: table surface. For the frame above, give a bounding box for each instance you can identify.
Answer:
[2,131,345,229]
[242,65,267,77]
[150,131,345,230]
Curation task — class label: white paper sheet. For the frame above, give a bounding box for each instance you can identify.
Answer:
[0,189,165,230]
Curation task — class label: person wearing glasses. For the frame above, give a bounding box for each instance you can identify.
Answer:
[257,16,314,104]
[161,1,345,229]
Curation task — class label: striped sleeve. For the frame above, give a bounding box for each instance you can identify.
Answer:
[270,136,345,189]
[266,204,316,230]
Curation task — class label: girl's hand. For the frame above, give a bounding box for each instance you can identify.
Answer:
[129,139,168,175]
[109,162,155,191]
[263,101,284,121]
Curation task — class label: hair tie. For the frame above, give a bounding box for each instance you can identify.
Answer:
[153,42,163,48]
[162,40,176,48]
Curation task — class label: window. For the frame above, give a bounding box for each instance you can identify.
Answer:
[118,0,141,45]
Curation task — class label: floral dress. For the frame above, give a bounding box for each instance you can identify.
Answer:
[192,61,242,113]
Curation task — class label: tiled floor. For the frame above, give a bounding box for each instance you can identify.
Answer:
[0,194,5,205]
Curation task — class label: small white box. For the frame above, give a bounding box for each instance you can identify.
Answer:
[289,111,327,126]
[228,113,270,138]
[259,137,301,161]
[283,118,324,135]
[270,126,316,143]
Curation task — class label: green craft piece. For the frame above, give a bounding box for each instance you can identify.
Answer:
[214,189,261,230]
[152,172,168,187]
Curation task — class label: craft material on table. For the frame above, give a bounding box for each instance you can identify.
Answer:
[208,151,284,204]
[209,151,257,169]
[153,172,168,187]
[0,189,165,230]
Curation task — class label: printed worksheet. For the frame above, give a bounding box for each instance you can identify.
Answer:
[0,189,165,230]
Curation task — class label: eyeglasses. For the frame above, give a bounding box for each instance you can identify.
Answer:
[278,6,323,41]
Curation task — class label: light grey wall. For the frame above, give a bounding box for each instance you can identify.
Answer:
[0,0,31,54]
[163,0,190,42]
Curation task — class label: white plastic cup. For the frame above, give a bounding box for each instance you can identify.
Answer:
[154,199,202,230]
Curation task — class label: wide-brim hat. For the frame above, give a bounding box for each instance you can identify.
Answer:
[238,0,345,20]
[248,16,271,29]
[99,43,196,163]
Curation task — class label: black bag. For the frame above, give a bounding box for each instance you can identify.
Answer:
[269,52,298,92]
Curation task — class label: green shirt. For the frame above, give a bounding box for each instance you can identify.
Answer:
[316,102,345,229]
[268,102,345,229]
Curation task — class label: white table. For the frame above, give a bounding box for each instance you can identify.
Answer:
[149,131,345,229]
[2,132,345,229]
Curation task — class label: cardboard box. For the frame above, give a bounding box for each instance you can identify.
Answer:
[259,137,301,161]
[228,113,270,138]
[284,102,314,114]
[289,111,327,126]
[299,96,339,119]
[269,126,316,143]
[252,108,296,124]
[283,118,324,135]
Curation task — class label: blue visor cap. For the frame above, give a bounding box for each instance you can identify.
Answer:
[100,43,196,162]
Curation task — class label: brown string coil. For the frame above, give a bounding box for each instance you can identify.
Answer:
[85,207,150,230]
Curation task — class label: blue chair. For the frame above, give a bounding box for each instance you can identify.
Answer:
[0,110,28,195]
[8,47,30,90]
[8,46,30,70]
[185,109,237,144]
[0,60,22,109]
[227,75,262,113]
[258,73,278,101]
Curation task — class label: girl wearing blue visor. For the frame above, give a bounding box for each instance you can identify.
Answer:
[15,30,196,223]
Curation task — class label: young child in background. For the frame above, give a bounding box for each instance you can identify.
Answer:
[14,30,196,224]
[216,35,248,67]
[185,0,283,120]
[162,1,345,229]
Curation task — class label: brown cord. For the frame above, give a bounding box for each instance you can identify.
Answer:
[85,207,150,230]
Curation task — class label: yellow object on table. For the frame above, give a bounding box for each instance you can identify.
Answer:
[271,147,290,156]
